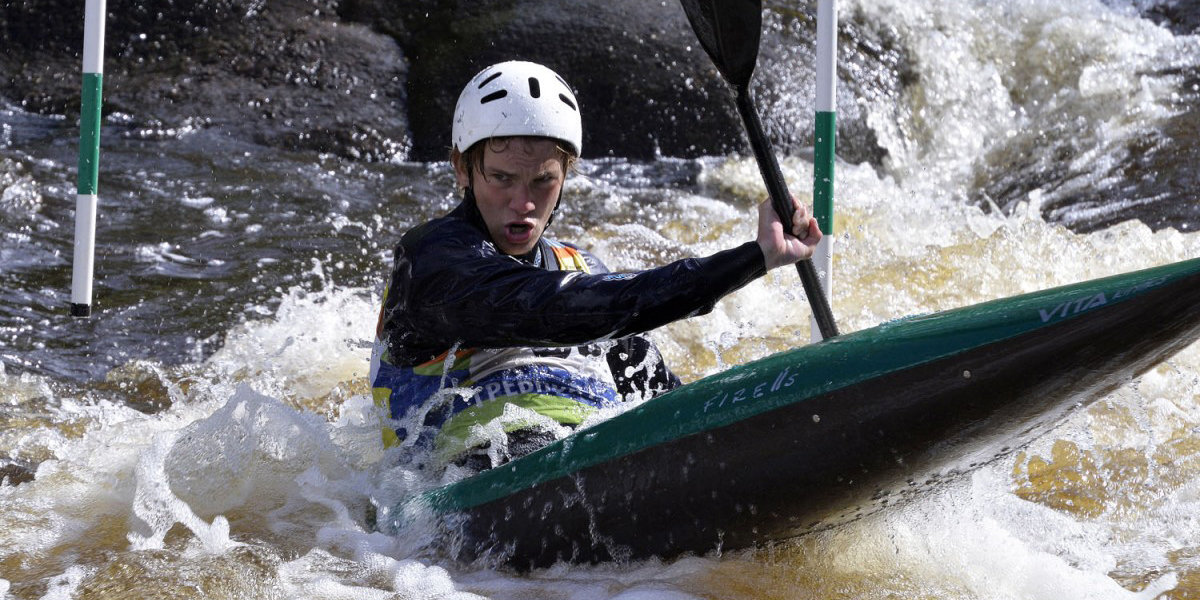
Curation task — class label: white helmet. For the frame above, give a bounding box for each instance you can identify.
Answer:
[452,61,583,156]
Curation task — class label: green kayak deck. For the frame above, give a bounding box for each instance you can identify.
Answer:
[386,257,1200,570]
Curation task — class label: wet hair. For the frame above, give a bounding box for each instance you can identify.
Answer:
[453,136,578,187]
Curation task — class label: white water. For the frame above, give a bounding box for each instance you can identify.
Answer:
[3,151,1198,598]
[4,0,1200,597]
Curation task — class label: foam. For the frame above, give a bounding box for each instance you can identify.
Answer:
[4,3,1200,592]
[203,279,378,403]
[814,468,1179,599]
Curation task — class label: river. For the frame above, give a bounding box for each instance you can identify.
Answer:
[2,0,1200,598]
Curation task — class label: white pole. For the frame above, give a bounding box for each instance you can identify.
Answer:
[811,0,837,342]
[72,0,106,317]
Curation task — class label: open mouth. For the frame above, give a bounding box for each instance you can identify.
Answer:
[502,222,537,248]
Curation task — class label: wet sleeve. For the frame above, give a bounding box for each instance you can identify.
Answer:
[406,237,767,349]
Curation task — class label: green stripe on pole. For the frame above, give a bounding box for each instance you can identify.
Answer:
[77,73,103,195]
[812,110,835,235]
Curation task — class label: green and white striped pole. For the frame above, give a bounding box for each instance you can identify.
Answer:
[71,0,106,317]
[811,0,837,342]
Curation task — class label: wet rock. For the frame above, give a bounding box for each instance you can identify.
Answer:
[340,0,747,161]
[1,0,899,163]
[1143,0,1200,35]
[0,457,35,486]
[343,0,897,163]
[0,0,409,161]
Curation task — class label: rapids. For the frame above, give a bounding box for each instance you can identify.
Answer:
[3,0,1200,598]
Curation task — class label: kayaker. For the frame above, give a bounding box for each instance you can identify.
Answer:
[370,60,821,472]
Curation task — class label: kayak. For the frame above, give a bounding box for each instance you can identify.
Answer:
[383,257,1200,570]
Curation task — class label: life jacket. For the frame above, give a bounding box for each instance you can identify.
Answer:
[369,237,621,464]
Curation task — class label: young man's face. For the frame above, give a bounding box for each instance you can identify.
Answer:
[455,137,566,256]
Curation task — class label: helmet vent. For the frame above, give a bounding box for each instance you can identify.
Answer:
[528,77,541,98]
[480,90,507,104]
[558,94,577,111]
[478,72,503,88]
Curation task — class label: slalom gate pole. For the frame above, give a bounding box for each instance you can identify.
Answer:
[810,0,837,342]
[71,0,106,318]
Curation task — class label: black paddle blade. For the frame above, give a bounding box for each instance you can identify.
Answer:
[679,0,762,88]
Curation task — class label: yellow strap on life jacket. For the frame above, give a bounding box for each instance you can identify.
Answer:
[548,242,590,273]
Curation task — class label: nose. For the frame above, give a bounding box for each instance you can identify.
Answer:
[509,185,536,213]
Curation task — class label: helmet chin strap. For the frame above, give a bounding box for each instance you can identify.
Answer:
[545,190,562,229]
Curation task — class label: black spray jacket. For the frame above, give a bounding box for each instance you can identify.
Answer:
[377,194,768,368]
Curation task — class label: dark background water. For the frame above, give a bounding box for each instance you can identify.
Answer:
[2,112,409,381]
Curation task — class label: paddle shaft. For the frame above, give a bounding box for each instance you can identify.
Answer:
[736,88,839,339]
